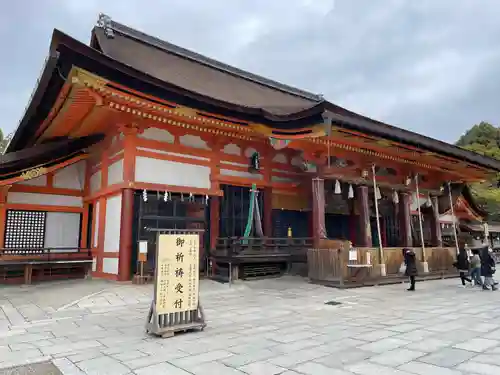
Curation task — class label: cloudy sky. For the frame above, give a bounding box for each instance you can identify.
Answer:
[0,0,499,143]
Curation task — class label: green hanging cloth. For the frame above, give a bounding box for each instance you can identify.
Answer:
[243,183,257,238]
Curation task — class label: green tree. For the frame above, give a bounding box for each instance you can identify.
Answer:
[456,121,500,221]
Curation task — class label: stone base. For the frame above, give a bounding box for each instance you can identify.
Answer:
[378,263,387,277]
[421,261,429,273]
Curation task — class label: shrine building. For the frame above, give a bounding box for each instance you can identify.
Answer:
[1,14,500,284]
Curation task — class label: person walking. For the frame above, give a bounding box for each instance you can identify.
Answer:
[402,248,418,291]
[481,246,497,291]
[454,246,472,287]
[470,249,482,286]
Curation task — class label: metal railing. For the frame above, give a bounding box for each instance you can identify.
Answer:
[213,237,313,261]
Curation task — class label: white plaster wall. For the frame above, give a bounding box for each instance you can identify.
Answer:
[90,171,102,193]
[137,147,209,161]
[221,160,248,168]
[92,257,97,272]
[291,156,303,167]
[410,193,427,211]
[107,159,124,185]
[139,127,175,143]
[7,192,83,207]
[103,194,122,252]
[222,144,241,156]
[220,169,263,180]
[244,147,257,158]
[179,135,210,150]
[18,174,47,186]
[440,213,454,223]
[93,201,100,248]
[271,176,296,183]
[135,156,211,188]
[44,212,81,249]
[272,153,287,164]
[53,161,85,190]
[102,258,119,274]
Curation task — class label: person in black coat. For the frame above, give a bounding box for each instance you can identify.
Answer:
[402,248,418,291]
[454,247,472,287]
[480,247,497,291]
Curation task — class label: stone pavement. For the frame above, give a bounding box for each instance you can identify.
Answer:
[1,277,500,374]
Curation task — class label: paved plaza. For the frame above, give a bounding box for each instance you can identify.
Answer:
[1,277,500,374]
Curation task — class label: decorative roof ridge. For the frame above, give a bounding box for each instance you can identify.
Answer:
[94,13,324,103]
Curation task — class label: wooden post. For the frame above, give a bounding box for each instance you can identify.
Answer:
[430,195,443,247]
[448,182,460,254]
[312,177,327,247]
[414,175,428,273]
[118,188,134,281]
[357,185,372,247]
[371,165,386,277]
[399,192,412,247]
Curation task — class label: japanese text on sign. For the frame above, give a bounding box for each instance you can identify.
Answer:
[155,234,199,314]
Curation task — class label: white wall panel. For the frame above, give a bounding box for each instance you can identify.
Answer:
[220,169,263,180]
[53,161,85,190]
[44,212,81,250]
[90,171,102,193]
[103,195,122,252]
[107,159,124,186]
[17,174,47,186]
[102,258,119,274]
[139,127,174,143]
[440,213,453,223]
[7,192,83,207]
[93,201,100,248]
[134,156,210,188]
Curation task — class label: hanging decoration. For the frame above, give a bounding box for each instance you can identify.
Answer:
[205,194,209,205]
[188,192,194,202]
[447,182,460,254]
[180,193,184,202]
[371,164,384,265]
[250,152,260,171]
[348,184,354,199]
[414,174,426,254]
[426,194,432,207]
[334,180,342,194]
[269,137,291,150]
[243,184,257,239]
[163,190,169,202]
[392,190,399,204]
[142,189,148,202]
[254,191,264,238]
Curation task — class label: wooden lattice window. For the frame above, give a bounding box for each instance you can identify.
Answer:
[4,210,46,249]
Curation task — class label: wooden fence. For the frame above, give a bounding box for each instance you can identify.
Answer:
[308,244,458,287]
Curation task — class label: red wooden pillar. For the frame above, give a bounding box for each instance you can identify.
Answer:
[399,192,412,247]
[430,195,443,247]
[357,185,372,247]
[118,188,134,281]
[263,187,273,237]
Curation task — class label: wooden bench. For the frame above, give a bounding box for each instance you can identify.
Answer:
[0,248,93,284]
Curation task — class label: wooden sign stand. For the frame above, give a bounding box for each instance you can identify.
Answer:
[146,300,206,338]
[145,229,206,338]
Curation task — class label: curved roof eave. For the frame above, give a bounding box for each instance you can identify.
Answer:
[6,50,60,153]
[324,106,500,173]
